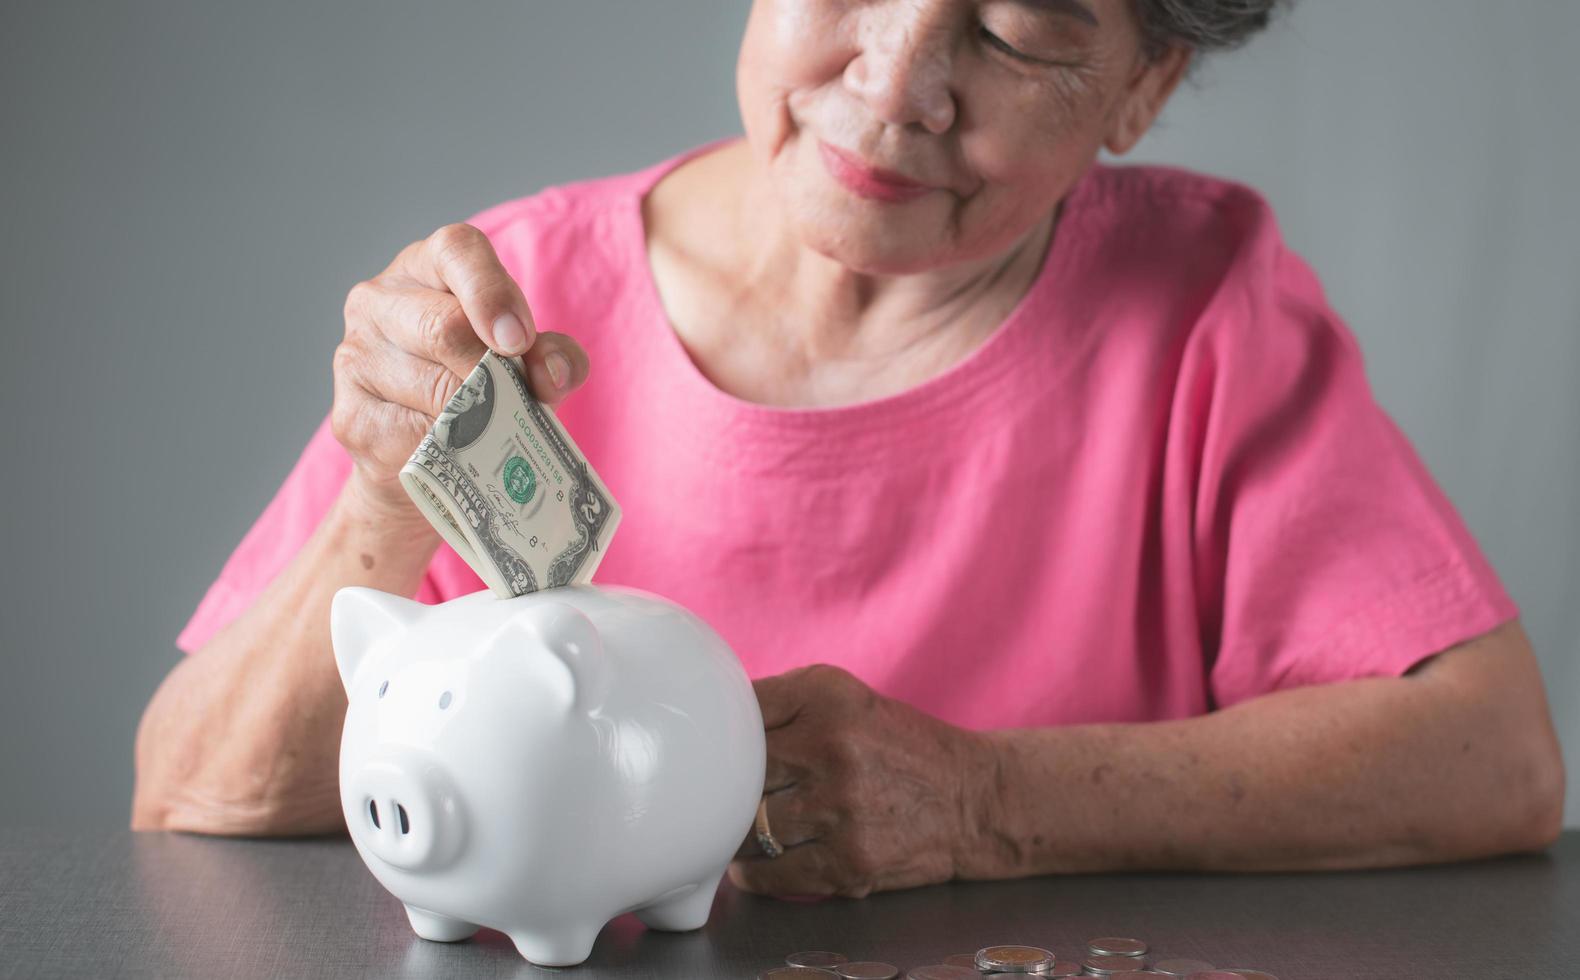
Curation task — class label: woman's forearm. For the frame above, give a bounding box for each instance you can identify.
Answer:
[132,477,440,835]
[959,627,1565,876]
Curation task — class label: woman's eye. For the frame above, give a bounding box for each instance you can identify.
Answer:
[978,24,1043,64]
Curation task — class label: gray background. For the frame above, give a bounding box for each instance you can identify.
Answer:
[1,0,1575,829]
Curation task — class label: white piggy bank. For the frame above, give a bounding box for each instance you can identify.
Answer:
[330,585,766,967]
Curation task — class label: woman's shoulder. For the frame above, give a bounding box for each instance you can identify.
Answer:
[467,141,729,250]
[465,163,649,259]
[460,141,732,301]
[1071,161,1289,278]
[1057,162,1352,378]
[1076,160,1279,227]
[1070,161,1322,321]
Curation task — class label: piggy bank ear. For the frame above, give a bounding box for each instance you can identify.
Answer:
[330,587,423,694]
[496,600,609,713]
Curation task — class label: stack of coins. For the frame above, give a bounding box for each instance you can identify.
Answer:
[755,940,1280,979]
[975,945,1058,973]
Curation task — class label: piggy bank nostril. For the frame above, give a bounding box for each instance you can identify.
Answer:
[346,757,462,871]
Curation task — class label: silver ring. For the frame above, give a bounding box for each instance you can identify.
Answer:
[754,798,783,859]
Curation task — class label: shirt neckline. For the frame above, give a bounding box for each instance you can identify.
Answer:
[620,136,1099,439]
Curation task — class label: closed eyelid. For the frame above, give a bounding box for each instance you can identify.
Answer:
[978,22,1089,69]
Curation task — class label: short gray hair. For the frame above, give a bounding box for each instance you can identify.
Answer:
[1134,0,1290,61]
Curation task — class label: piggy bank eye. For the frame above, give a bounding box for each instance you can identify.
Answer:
[378,680,389,699]
[438,690,453,710]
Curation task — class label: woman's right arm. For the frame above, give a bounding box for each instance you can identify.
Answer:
[131,223,590,835]
[131,476,441,834]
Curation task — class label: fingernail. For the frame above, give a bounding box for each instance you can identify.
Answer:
[493,313,528,355]
[545,351,570,391]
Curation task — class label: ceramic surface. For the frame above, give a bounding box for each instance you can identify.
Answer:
[331,585,766,966]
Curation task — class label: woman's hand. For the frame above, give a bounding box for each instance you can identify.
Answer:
[729,664,993,899]
[332,222,591,522]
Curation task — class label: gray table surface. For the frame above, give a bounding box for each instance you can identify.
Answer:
[2,829,1576,979]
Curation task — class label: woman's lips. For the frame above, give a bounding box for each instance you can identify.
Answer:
[818,141,933,204]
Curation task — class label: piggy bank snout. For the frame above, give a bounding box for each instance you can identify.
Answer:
[345,754,467,872]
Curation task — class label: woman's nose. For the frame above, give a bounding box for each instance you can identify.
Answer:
[842,10,957,134]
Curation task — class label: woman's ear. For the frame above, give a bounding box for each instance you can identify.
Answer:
[1104,43,1194,156]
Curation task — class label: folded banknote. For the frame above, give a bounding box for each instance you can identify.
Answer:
[399,351,620,596]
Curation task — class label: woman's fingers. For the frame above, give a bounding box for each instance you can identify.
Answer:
[336,397,434,477]
[394,223,538,356]
[754,669,816,731]
[731,783,826,861]
[353,337,466,421]
[731,666,970,899]
[347,280,487,382]
[731,722,835,862]
[764,785,831,848]
[350,282,591,406]
[522,331,590,406]
[729,840,852,899]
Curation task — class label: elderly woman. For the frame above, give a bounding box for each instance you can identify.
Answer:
[133,0,1564,898]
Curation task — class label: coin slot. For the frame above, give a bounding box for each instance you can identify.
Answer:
[397,803,410,835]
[368,800,380,829]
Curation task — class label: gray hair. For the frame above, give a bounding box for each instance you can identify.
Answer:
[1134,0,1291,61]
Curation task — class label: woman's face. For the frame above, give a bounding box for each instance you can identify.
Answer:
[736,0,1188,274]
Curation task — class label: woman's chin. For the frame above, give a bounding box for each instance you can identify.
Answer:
[793,215,955,276]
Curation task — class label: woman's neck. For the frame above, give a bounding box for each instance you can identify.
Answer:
[643,140,1057,407]
[732,147,1056,369]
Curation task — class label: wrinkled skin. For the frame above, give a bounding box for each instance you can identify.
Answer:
[732,0,1191,277]
[730,665,992,899]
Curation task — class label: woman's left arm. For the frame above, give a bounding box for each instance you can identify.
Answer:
[729,619,1564,898]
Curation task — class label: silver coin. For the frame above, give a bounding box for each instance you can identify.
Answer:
[789,952,852,969]
[1088,937,1149,958]
[760,969,841,979]
[1222,972,1279,980]
[976,945,1057,972]
[905,967,982,980]
[1152,960,1216,977]
[835,963,900,980]
[1086,954,1155,975]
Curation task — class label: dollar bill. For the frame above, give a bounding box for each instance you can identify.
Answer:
[399,350,621,597]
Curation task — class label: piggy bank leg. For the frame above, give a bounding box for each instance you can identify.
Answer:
[633,869,723,932]
[508,924,602,967]
[404,905,478,943]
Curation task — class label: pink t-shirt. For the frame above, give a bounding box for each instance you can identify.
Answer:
[177,138,1518,730]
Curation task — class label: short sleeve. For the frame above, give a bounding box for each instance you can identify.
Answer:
[175,412,352,653]
[1194,242,1519,708]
